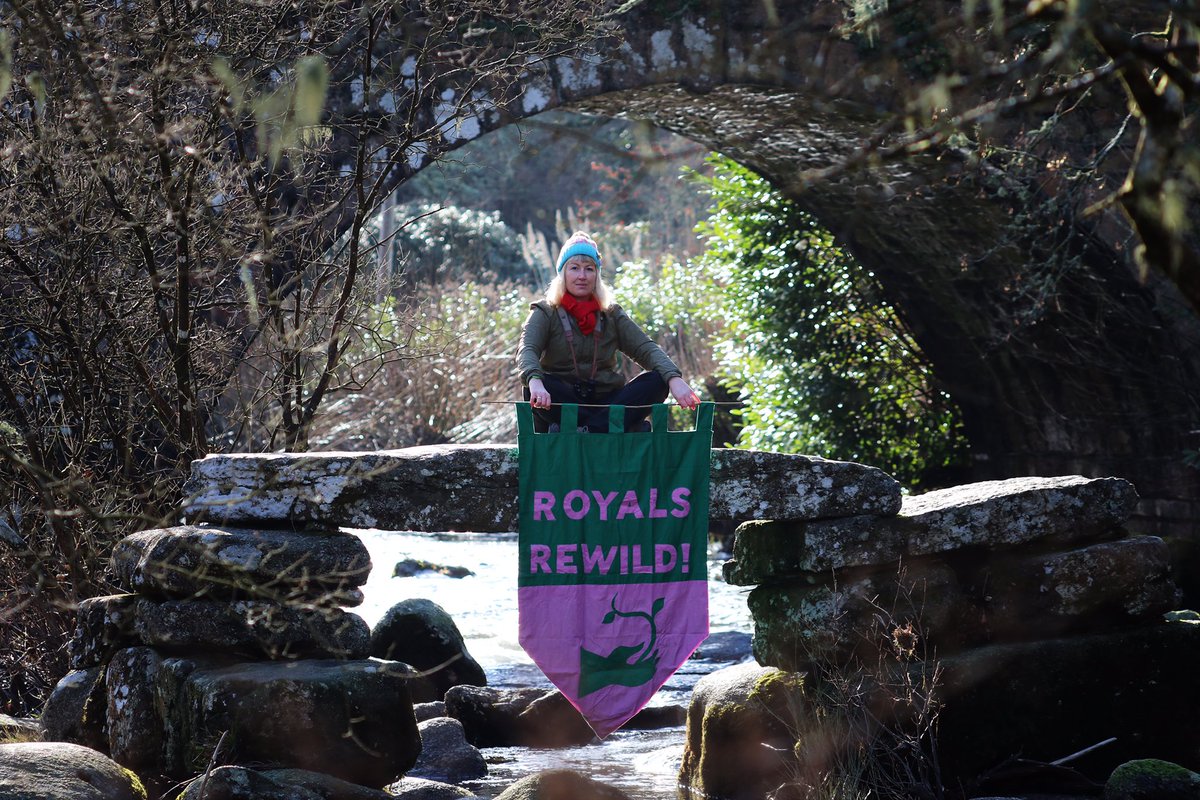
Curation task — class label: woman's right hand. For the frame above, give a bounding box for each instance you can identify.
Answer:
[528,378,552,409]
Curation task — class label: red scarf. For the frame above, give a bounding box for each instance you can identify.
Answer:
[560,293,601,336]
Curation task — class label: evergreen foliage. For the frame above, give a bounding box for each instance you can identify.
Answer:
[696,156,968,488]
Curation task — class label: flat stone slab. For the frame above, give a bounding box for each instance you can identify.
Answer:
[111,526,370,605]
[724,475,1139,584]
[70,594,370,668]
[182,445,902,531]
[748,536,1179,671]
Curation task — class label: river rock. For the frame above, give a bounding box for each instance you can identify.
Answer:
[0,741,147,800]
[678,663,803,800]
[39,666,106,751]
[444,685,548,747]
[968,536,1181,639]
[370,599,487,702]
[415,701,448,721]
[394,558,475,578]
[110,525,370,606]
[0,714,41,742]
[409,716,487,782]
[264,768,400,799]
[1104,759,1200,800]
[176,766,325,800]
[515,690,596,747]
[182,446,903,530]
[142,655,420,786]
[386,775,480,799]
[748,561,968,669]
[493,769,633,800]
[624,703,687,729]
[724,476,1138,584]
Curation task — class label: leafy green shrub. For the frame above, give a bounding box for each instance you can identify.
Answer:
[695,156,968,488]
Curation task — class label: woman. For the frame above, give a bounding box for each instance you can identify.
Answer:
[517,231,700,432]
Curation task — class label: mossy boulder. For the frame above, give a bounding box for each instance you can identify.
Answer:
[1104,759,1200,800]
[678,663,806,800]
[0,742,147,800]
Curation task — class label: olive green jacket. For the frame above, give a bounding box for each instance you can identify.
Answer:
[517,300,682,394]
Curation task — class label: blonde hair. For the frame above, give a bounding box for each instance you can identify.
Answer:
[544,256,614,309]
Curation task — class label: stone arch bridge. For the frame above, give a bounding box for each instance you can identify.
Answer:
[309,1,1199,535]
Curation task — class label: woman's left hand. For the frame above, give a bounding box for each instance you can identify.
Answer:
[668,377,701,409]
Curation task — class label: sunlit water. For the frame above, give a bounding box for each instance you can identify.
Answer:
[352,529,756,799]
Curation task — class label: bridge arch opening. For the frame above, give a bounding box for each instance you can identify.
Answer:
[351,79,1199,537]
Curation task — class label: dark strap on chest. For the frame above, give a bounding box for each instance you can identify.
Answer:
[557,306,603,381]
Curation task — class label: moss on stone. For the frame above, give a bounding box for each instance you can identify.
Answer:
[748,669,806,705]
[119,765,149,800]
[1105,758,1200,799]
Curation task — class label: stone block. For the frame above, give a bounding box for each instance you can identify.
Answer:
[133,599,371,660]
[967,536,1181,639]
[111,526,370,605]
[106,647,165,770]
[70,594,139,669]
[182,446,903,531]
[724,475,1138,583]
[748,561,971,670]
[158,656,420,787]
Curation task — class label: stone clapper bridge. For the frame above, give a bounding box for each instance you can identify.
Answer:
[52,443,1200,795]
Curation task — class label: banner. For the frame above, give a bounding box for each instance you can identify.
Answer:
[516,401,714,737]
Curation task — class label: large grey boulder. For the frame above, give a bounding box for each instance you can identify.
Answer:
[513,690,596,748]
[111,526,370,606]
[724,476,1138,584]
[0,741,146,800]
[678,663,802,800]
[370,599,486,702]
[182,446,902,531]
[74,595,370,667]
[70,593,139,669]
[120,655,421,787]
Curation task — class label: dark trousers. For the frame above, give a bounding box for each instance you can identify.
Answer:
[524,372,669,432]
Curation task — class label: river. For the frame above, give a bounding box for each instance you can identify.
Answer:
[352,529,756,799]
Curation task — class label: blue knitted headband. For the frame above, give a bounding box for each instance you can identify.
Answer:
[556,234,602,273]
